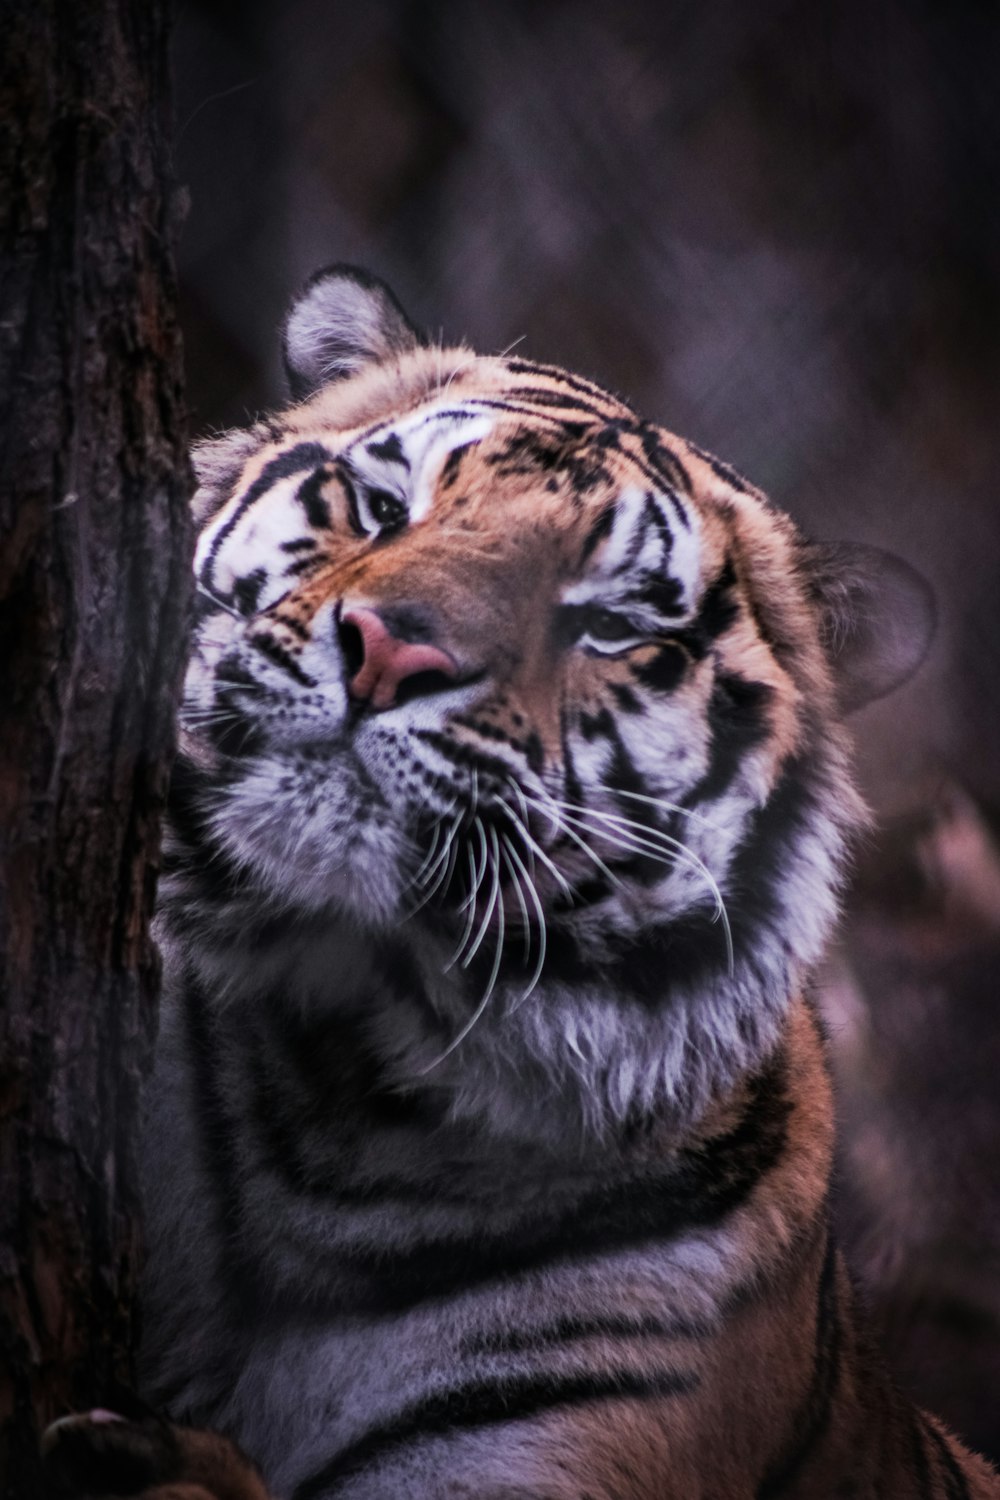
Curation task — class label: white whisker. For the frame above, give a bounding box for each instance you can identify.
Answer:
[520,792,624,889]
[444,838,483,974]
[607,785,726,834]
[459,818,489,914]
[404,813,463,919]
[504,780,538,878]
[420,828,505,1072]
[411,820,442,887]
[442,350,481,396]
[197,582,241,619]
[179,707,242,725]
[460,825,501,969]
[499,832,531,964]
[415,802,459,884]
[554,803,735,975]
[479,828,506,1002]
[550,797,709,868]
[496,333,527,359]
[503,787,574,899]
[502,832,547,1004]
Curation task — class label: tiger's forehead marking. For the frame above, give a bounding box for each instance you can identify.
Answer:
[346,401,496,525]
[194,352,744,622]
[561,484,703,622]
[194,401,497,600]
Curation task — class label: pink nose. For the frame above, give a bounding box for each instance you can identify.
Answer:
[341,606,458,711]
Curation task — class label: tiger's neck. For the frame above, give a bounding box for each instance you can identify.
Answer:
[162,879,809,1159]
[166,903,833,1318]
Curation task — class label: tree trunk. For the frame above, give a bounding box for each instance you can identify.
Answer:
[0,3,191,1493]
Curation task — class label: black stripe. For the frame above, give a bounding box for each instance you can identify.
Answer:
[247,1006,447,1201]
[335,1050,788,1313]
[641,489,675,554]
[578,705,617,742]
[438,442,471,489]
[336,462,366,538]
[292,1367,697,1499]
[573,416,690,510]
[462,396,595,434]
[550,873,612,915]
[665,560,741,663]
[462,1311,713,1357]
[694,560,741,638]
[367,432,409,468]
[606,758,814,1006]
[756,1229,841,1497]
[202,442,332,590]
[464,394,690,505]
[523,730,544,775]
[610,499,655,575]
[503,385,614,421]
[484,426,610,492]
[452,714,519,747]
[686,439,755,496]
[693,671,774,805]
[633,641,688,694]
[342,405,486,456]
[579,502,617,565]
[567,707,667,883]
[638,423,693,500]
[503,357,627,409]
[272,613,310,642]
[588,706,641,791]
[296,469,333,530]
[233,567,266,615]
[282,554,327,580]
[610,680,644,714]
[410,728,516,786]
[573,713,668,890]
[562,707,585,809]
[180,977,260,1304]
[248,632,318,687]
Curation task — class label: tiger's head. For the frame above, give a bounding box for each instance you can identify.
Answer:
[168,266,932,1129]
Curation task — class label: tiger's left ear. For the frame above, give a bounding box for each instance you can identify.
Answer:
[803,542,936,713]
[282,264,425,400]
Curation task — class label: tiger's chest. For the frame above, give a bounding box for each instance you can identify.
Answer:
[139,963,786,1499]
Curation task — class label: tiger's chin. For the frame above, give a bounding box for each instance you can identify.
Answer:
[204,762,414,929]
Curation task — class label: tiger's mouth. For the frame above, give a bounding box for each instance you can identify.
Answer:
[188,649,719,940]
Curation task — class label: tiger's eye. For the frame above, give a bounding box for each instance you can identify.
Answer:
[583,606,635,642]
[368,489,407,530]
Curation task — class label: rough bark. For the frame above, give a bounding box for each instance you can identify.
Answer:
[0,2,191,1493]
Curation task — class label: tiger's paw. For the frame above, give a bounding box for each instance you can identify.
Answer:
[41,1409,272,1500]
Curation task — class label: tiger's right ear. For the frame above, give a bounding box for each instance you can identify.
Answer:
[803,541,936,713]
[282,264,425,400]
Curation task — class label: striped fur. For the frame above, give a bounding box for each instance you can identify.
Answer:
[105,270,996,1499]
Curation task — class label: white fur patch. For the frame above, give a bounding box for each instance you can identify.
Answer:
[561,484,702,624]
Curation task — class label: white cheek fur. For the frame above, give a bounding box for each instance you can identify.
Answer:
[208,754,410,924]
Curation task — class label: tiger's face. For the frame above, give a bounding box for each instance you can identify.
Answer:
[171,267,929,1110]
[191,372,794,916]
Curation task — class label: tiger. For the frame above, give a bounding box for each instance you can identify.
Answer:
[43,265,1000,1500]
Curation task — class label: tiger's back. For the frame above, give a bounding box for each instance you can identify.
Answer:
[45,266,999,1499]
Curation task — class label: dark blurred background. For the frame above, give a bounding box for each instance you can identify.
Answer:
[172,0,1000,1459]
